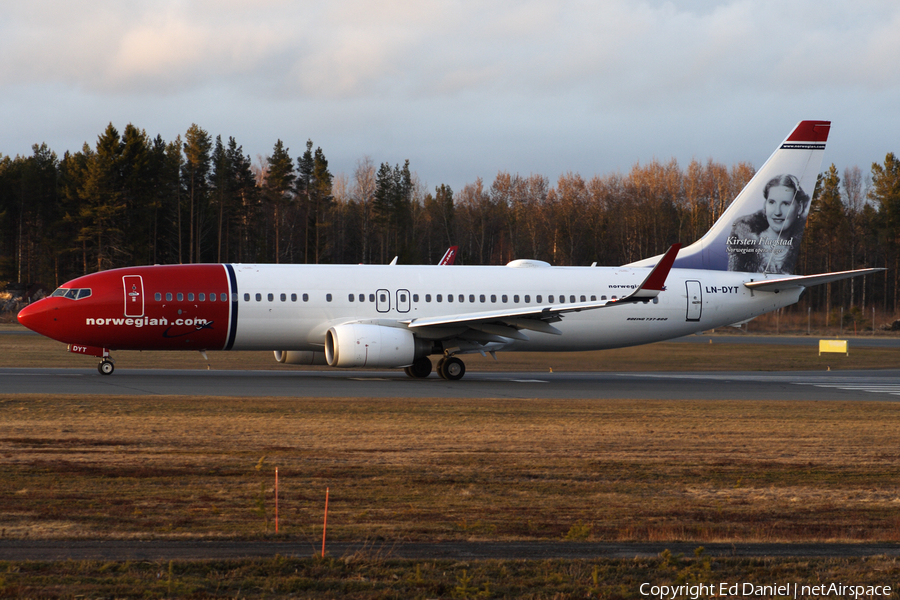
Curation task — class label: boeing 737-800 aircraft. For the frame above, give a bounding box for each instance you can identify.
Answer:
[17,121,881,379]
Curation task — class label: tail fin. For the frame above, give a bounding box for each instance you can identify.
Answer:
[630,120,830,274]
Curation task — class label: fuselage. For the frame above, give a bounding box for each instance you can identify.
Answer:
[18,262,800,354]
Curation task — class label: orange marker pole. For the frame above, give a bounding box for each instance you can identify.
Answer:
[274,468,279,534]
[321,487,329,558]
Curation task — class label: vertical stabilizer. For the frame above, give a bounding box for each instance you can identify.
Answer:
[629,120,830,274]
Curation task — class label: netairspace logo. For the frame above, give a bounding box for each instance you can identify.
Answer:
[639,582,892,599]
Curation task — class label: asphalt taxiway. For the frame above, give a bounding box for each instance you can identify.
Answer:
[3,366,900,401]
[1,540,898,561]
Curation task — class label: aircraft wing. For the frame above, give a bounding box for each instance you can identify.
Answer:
[406,244,680,339]
[744,268,885,292]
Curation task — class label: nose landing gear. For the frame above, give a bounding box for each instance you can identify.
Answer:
[98,359,115,375]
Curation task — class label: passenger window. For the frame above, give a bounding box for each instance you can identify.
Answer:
[491,294,496,303]
[199,293,205,301]
[303,293,309,302]
[437,294,442,302]
[369,293,375,302]
[256,293,262,302]
[232,293,238,302]
[591,295,597,301]
[326,294,333,302]
[524,295,531,303]
[155,292,162,301]
[267,293,274,302]
[166,293,173,302]
[359,294,364,302]
[601,295,607,301]
[177,293,184,301]
[221,293,227,302]
[292,293,298,302]
[400,293,407,302]
[569,295,575,303]
[244,293,250,302]
[413,294,419,302]
[458,294,464,303]
[425,294,432,302]
[536,295,542,303]
[502,295,508,303]
[468,294,474,303]
[447,295,453,303]
[348,294,354,302]
[188,293,194,302]
[479,294,485,303]
[549,295,555,303]
[379,293,386,302]
[513,295,519,303]
[210,293,216,302]
[580,295,586,302]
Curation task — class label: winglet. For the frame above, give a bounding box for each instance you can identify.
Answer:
[439,246,458,265]
[618,243,681,301]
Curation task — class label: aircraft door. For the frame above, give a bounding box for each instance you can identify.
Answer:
[396,289,410,313]
[685,280,701,321]
[376,289,391,313]
[123,275,144,318]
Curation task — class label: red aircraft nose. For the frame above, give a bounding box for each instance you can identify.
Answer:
[17,300,58,339]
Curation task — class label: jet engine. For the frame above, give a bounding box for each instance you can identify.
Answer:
[273,350,327,365]
[325,323,430,368]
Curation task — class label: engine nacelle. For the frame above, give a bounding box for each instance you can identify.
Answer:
[273,350,327,365]
[325,323,428,368]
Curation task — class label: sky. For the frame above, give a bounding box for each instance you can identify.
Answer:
[2,0,899,193]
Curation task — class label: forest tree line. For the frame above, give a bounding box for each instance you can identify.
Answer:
[3,122,900,317]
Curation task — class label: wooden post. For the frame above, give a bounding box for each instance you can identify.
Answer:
[275,468,279,534]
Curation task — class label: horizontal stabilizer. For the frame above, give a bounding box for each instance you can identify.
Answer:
[744,268,885,292]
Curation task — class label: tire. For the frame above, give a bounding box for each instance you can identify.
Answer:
[408,356,432,378]
[439,356,465,381]
[98,360,114,375]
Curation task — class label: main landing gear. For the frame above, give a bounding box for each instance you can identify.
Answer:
[436,356,465,381]
[403,355,467,380]
[403,356,433,379]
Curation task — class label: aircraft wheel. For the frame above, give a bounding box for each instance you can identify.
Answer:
[439,356,465,381]
[408,356,432,378]
[98,360,114,375]
[436,357,447,380]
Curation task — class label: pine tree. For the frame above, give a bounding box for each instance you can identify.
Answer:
[182,124,212,263]
[266,140,294,263]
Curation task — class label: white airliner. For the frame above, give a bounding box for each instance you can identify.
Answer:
[17,120,882,379]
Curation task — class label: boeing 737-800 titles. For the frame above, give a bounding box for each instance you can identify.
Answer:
[17,121,882,379]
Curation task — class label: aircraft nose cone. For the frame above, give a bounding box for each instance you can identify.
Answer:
[17,300,56,337]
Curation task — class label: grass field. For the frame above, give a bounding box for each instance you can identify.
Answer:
[3,395,900,543]
[1,553,897,599]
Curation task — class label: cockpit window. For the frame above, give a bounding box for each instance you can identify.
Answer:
[51,287,92,300]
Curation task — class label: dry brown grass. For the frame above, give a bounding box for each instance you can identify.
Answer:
[2,394,900,544]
